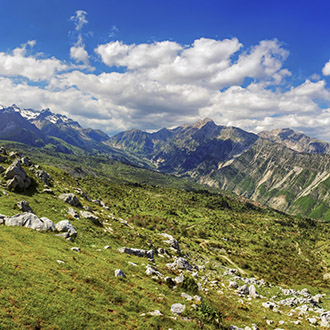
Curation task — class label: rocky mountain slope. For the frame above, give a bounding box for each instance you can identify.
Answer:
[1,145,330,329]
[110,119,330,220]
[259,128,330,154]
[3,104,330,220]
[108,118,258,177]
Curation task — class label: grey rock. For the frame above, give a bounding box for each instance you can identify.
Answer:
[307,317,317,325]
[71,247,81,252]
[229,281,238,289]
[262,301,277,310]
[147,310,162,316]
[174,274,184,284]
[55,220,77,239]
[35,170,52,185]
[167,257,193,271]
[321,311,330,323]
[146,266,163,277]
[5,160,31,191]
[17,200,32,212]
[224,268,238,276]
[80,211,101,225]
[59,193,82,207]
[237,284,249,295]
[55,232,70,239]
[118,247,154,259]
[115,269,126,278]
[249,284,257,298]
[5,213,55,232]
[68,207,79,219]
[21,157,32,166]
[128,261,138,266]
[42,188,55,195]
[181,292,192,301]
[171,303,185,315]
[160,233,181,254]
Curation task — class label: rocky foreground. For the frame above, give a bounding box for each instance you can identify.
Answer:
[0,145,330,329]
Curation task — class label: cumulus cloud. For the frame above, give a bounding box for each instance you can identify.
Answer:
[0,41,67,81]
[323,60,330,76]
[2,35,330,141]
[69,10,91,68]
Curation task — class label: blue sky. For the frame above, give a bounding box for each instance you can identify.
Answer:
[1,0,330,140]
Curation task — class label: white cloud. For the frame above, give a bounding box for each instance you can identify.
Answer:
[70,10,88,31]
[0,41,67,81]
[69,11,91,68]
[2,36,330,141]
[322,60,330,76]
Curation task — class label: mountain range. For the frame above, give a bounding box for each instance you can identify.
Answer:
[3,104,330,220]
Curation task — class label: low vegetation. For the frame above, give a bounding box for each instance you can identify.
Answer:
[0,143,330,329]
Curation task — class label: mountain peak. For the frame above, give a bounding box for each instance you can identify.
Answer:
[190,117,215,129]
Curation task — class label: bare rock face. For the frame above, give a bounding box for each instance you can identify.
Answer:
[4,159,32,191]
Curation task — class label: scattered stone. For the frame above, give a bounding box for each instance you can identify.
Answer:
[193,295,202,303]
[307,317,317,325]
[160,233,181,254]
[118,247,154,259]
[17,200,32,212]
[71,247,81,253]
[266,320,274,325]
[115,269,126,278]
[80,211,101,225]
[67,207,79,219]
[181,292,192,301]
[34,169,52,185]
[167,257,193,271]
[104,245,111,250]
[146,266,163,277]
[42,188,55,195]
[174,274,184,284]
[56,260,65,264]
[59,193,81,207]
[21,157,32,166]
[128,261,138,266]
[262,302,277,310]
[171,303,185,315]
[229,281,238,289]
[55,220,77,240]
[2,190,8,196]
[5,159,31,191]
[147,310,163,316]
[5,213,55,232]
[237,284,249,295]
[249,284,257,298]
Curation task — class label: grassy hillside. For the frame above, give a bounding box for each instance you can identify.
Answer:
[1,144,330,329]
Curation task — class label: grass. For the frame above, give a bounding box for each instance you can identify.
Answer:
[0,144,330,328]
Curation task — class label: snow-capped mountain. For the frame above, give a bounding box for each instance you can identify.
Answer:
[0,105,111,153]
